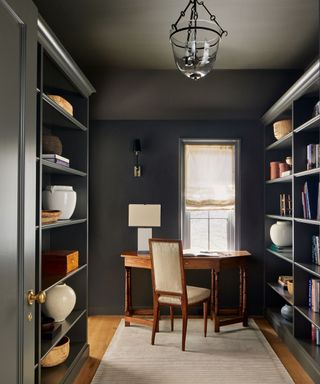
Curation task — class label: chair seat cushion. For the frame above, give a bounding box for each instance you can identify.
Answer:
[158,285,210,305]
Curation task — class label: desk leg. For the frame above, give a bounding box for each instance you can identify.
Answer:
[211,269,215,320]
[214,271,220,333]
[239,266,243,316]
[242,266,248,327]
[125,266,132,326]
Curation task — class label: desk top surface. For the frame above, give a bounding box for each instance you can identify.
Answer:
[121,250,251,259]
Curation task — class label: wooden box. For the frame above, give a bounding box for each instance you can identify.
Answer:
[42,250,79,275]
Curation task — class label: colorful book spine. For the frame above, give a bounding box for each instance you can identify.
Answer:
[310,278,320,312]
[309,278,312,309]
[307,144,317,170]
[302,191,307,219]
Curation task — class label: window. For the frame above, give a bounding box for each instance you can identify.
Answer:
[181,141,240,251]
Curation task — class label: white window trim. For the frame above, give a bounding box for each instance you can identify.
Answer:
[179,139,241,250]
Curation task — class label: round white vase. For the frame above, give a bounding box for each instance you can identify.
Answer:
[43,185,77,219]
[280,304,293,322]
[42,284,76,322]
[270,221,292,247]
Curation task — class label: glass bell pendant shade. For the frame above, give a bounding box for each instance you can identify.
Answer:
[170,20,221,80]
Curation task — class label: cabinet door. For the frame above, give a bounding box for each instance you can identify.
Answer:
[0,0,37,383]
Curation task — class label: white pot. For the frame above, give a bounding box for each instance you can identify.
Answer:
[270,221,292,247]
[43,185,77,219]
[42,284,76,322]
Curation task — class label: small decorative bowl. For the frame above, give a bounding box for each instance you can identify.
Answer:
[285,156,292,167]
[273,119,292,140]
[47,95,73,116]
[41,336,70,367]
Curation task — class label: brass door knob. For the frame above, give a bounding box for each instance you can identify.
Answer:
[27,290,46,305]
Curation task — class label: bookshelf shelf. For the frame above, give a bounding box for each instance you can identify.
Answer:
[266,214,293,221]
[41,310,86,358]
[266,132,293,150]
[41,218,87,230]
[41,341,88,384]
[42,94,87,131]
[295,262,320,278]
[267,282,294,305]
[263,59,320,382]
[294,218,320,226]
[294,114,320,134]
[42,159,87,177]
[42,264,87,292]
[266,247,293,263]
[265,175,293,184]
[295,168,320,178]
[295,306,320,329]
[266,307,293,334]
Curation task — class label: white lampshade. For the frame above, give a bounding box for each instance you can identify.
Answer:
[128,204,161,227]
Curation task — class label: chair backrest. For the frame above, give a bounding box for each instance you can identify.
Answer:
[149,239,186,296]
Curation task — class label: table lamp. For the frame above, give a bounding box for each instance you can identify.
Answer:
[128,204,161,252]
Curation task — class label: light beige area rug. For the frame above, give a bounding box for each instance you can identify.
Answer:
[91,319,294,384]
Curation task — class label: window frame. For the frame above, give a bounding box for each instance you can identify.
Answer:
[179,139,241,250]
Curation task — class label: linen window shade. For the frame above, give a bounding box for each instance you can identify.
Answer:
[185,144,235,210]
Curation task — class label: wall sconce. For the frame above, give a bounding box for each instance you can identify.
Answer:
[133,139,141,177]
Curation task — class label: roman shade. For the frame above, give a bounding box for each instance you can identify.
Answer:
[185,144,235,210]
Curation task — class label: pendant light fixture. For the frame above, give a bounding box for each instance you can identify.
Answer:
[170,0,227,80]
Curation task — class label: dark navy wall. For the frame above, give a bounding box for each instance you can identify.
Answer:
[89,120,265,315]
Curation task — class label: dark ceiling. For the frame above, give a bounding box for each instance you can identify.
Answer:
[33,0,319,71]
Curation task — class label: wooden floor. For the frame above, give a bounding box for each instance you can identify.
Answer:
[74,316,314,384]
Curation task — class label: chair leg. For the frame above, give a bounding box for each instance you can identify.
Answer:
[151,300,159,345]
[203,300,208,337]
[181,305,188,351]
[170,306,174,331]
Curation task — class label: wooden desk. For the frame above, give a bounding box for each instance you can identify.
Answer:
[121,251,250,332]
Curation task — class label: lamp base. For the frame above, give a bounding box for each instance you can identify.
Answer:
[137,228,152,252]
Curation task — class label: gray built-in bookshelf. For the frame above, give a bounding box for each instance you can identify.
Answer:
[35,17,95,384]
[263,59,320,381]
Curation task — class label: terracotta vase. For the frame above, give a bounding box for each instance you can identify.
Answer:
[279,162,290,176]
[270,161,280,179]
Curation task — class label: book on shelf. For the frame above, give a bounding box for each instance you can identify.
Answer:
[42,153,70,163]
[312,235,320,265]
[281,170,291,177]
[302,180,319,220]
[42,154,70,167]
[311,324,320,346]
[307,144,320,170]
[309,278,320,312]
[45,158,70,167]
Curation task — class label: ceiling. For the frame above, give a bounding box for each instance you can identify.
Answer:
[34,0,319,70]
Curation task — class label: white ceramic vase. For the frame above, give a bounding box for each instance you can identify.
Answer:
[280,304,293,322]
[43,185,77,219]
[270,221,292,247]
[42,284,76,322]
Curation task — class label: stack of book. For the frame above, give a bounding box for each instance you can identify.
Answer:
[312,235,320,265]
[43,154,70,167]
[307,144,320,170]
[309,278,320,312]
[301,180,320,220]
